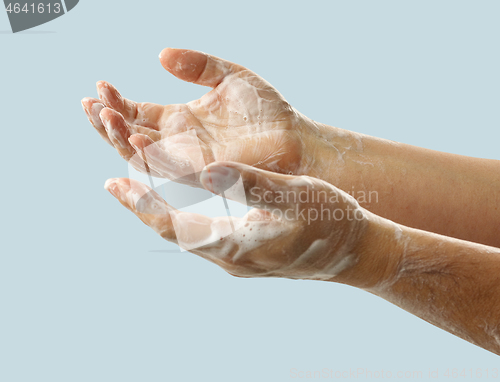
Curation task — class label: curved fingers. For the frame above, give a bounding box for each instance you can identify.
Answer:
[105,178,177,241]
[81,97,113,146]
[129,132,210,186]
[96,81,165,129]
[105,175,299,276]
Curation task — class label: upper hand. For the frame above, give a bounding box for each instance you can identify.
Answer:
[82,48,317,186]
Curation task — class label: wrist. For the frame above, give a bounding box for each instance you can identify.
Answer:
[331,211,404,289]
[298,121,366,189]
[298,120,406,214]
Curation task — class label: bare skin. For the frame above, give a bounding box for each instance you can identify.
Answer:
[82,48,500,248]
[83,48,500,355]
[359,217,500,356]
[104,162,500,355]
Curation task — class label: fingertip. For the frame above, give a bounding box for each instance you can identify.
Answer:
[159,48,208,83]
[104,178,121,199]
[99,107,123,123]
[104,178,135,209]
[81,97,92,106]
[159,47,180,67]
[98,107,111,122]
[199,166,212,192]
[82,97,104,112]
[200,162,242,194]
[128,134,139,146]
[81,98,91,114]
[201,161,246,182]
[128,133,154,149]
[96,82,108,102]
[99,108,117,135]
[159,47,173,61]
[104,178,118,191]
[96,81,113,100]
[128,136,142,153]
[96,81,107,92]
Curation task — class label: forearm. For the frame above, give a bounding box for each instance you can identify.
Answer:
[301,122,500,247]
[338,213,500,355]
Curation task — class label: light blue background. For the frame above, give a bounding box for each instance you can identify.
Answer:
[1,1,499,381]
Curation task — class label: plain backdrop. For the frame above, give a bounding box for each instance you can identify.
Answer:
[1,1,499,381]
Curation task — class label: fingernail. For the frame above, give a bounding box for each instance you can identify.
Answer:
[98,87,111,103]
[110,180,135,209]
[96,81,107,92]
[128,138,141,152]
[100,113,110,132]
[91,103,105,124]
[104,178,121,199]
[81,98,90,115]
[128,139,147,161]
[200,165,240,194]
[96,82,111,101]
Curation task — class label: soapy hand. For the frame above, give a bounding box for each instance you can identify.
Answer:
[104,162,371,281]
[85,47,500,356]
[82,48,320,185]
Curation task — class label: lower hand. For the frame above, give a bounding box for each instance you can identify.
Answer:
[104,162,388,284]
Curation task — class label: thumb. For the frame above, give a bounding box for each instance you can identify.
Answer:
[159,48,245,88]
[199,161,324,214]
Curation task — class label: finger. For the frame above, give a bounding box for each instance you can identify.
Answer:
[98,109,162,177]
[159,48,245,88]
[129,133,186,177]
[127,154,163,179]
[104,177,294,277]
[104,178,177,241]
[99,107,162,156]
[129,133,207,184]
[200,161,322,213]
[128,134,179,179]
[81,97,113,146]
[104,178,230,250]
[100,107,135,160]
[96,81,164,129]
